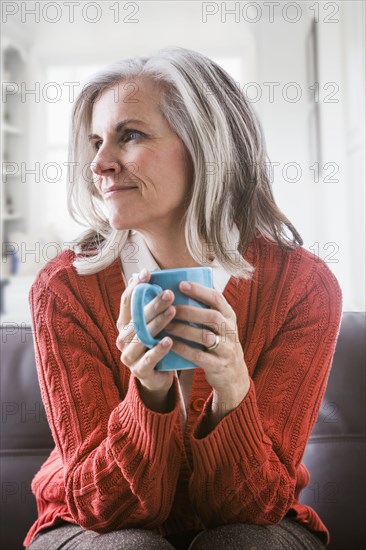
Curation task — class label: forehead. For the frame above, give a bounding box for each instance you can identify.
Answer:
[91,78,161,130]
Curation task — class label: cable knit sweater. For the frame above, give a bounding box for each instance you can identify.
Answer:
[24,236,342,548]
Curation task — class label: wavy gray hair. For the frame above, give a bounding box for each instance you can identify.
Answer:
[68,46,302,277]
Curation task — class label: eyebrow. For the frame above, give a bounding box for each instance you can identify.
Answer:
[88,118,146,141]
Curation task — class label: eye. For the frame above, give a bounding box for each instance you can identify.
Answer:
[124,129,144,141]
[94,140,103,151]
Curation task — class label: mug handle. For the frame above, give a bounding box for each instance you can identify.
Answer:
[131,283,164,348]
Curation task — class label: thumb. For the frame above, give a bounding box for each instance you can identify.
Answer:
[117,269,150,331]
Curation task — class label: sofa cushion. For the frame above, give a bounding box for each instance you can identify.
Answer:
[0,325,54,449]
[301,312,366,550]
[1,325,54,549]
[0,451,52,550]
[0,314,365,550]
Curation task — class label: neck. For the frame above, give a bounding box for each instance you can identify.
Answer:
[134,223,204,270]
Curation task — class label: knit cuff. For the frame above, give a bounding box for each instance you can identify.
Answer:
[190,381,269,474]
[108,374,181,463]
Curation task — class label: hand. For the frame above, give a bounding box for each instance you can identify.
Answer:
[165,281,250,416]
[116,269,177,410]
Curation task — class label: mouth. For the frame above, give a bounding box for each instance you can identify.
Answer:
[103,185,138,196]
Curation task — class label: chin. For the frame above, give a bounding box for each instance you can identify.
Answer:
[109,221,129,231]
[108,215,137,232]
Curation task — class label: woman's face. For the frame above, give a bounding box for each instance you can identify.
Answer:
[90,78,193,233]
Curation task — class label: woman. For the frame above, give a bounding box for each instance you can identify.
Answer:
[25,47,342,550]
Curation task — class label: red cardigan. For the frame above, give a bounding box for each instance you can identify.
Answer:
[24,236,342,547]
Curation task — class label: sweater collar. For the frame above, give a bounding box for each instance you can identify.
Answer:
[120,225,240,294]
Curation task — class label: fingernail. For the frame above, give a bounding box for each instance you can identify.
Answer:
[161,290,171,301]
[139,268,148,281]
[180,281,191,291]
[161,337,172,347]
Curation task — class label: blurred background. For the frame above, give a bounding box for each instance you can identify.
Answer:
[1,0,365,325]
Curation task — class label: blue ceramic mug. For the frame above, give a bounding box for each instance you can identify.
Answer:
[130,267,213,371]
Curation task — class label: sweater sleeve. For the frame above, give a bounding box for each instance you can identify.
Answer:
[188,257,342,527]
[29,268,183,532]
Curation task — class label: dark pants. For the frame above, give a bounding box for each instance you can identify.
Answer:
[27,518,325,550]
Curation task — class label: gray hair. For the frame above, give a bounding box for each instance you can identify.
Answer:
[67,46,302,277]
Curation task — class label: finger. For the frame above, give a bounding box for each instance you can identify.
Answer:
[143,288,175,323]
[145,305,177,340]
[119,304,176,349]
[170,338,221,371]
[116,320,139,350]
[179,282,232,317]
[118,303,177,349]
[132,336,173,381]
[120,305,176,365]
[117,271,175,330]
[165,320,218,348]
[117,270,151,330]
[173,304,224,332]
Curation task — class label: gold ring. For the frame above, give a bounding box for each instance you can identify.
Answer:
[206,334,220,352]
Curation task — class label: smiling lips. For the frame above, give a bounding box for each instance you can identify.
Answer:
[103,185,138,195]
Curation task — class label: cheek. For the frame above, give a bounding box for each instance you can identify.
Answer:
[139,144,189,184]
[92,174,102,194]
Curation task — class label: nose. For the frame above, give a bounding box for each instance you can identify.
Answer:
[90,146,123,177]
[90,159,123,178]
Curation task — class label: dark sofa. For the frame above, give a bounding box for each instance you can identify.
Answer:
[1,313,365,549]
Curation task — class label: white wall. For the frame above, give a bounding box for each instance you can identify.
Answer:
[251,2,365,310]
[254,8,314,236]
[339,0,366,311]
[2,0,365,316]
[24,2,257,240]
